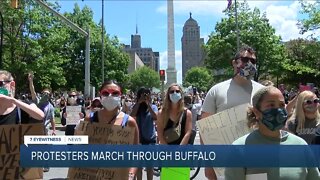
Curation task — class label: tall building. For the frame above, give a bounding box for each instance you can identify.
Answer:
[124,31,159,72]
[166,0,177,85]
[181,13,204,80]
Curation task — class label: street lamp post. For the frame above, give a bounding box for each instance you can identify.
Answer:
[101,0,105,83]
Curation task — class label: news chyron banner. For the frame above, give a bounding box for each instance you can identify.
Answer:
[0,123,43,180]
[68,121,135,180]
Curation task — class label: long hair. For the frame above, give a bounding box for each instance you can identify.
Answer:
[161,83,184,127]
[288,91,320,131]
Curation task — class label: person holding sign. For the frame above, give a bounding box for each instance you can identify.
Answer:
[0,70,44,125]
[62,91,85,135]
[157,84,192,145]
[87,80,139,179]
[225,86,320,180]
[200,45,265,179]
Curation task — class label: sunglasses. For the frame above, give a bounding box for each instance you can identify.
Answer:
[0,80,11,87]
[125,99,132,102]
[239,57,256,64]
[169,90,181,94]
[69,95,76,98]
[100,90,121,97]
[304,99,320,105]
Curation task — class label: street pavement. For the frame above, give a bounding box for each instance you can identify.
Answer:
[43,126,225,180]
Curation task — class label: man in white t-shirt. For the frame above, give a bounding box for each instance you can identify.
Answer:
[200,45,265,180]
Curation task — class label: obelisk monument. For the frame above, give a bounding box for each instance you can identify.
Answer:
[166,0,177,85]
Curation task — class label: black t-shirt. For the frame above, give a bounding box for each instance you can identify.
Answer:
[0,106,39,125]
[0,107,17,125]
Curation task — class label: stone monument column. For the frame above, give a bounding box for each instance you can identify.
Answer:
[166,0,177,85]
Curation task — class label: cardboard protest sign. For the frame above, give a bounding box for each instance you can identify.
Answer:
[68,121,135,180]
[66,106,82,125]
[196,104,251,176]
[0,123,44,180]
[196,103,250,145]
[160,167,190,180]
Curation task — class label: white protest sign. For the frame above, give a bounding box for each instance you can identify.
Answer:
[66,106,82,125]
[196,103,251,145]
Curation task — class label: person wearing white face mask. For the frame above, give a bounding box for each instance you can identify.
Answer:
[84,80,139,180]
[157,83,192,145]
[122,96,133,114]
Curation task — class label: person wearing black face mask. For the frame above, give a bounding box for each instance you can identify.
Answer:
[225,86,320,180]
[130,87,158,180]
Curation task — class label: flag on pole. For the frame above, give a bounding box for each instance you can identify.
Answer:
[227,0,232,9]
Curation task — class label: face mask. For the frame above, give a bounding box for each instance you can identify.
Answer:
[101,96,120,111]
[304,105,318,112]
[125,102,132,107]
[238,62,257,80]
[261,108,288,131]
[68,97,77,106]
[170,93,182,104]
[0,87,9,96]
[40,94,49,103]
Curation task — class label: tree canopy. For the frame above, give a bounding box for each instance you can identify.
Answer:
[183,67,213,92]
[205,1,287,84]
[0,1,130,95]
[128,66,160,93]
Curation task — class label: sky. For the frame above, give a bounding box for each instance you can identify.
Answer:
[55,0,319,84]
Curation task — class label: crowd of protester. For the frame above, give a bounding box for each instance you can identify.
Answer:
[2,45,320,180]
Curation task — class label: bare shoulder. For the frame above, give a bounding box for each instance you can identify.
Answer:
[127,115,138,127]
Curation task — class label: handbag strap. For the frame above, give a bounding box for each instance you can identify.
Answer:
[175,109,186,127]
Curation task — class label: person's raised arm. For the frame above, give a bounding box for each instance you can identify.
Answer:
[130,97,143,117]
[0,94,44,120]
[28,73,38,103]
[156,110,167,145]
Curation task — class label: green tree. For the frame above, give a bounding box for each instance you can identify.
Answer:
[183,67,213,92]
[0,1,130,94]
[129,66,160,92]
[1,0,68,92]
[282,38,320,86]
[205,1,286,83]
[298,1,320,35]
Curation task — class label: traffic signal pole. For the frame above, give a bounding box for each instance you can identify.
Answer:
[33,0,91,97]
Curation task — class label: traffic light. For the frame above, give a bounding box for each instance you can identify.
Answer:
[159,70,165,81]
[11,0,18,8]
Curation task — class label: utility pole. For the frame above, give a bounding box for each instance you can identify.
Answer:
[34,0,91,97]
[101,0,105,83]
[0,12,3,69]
[235,0,240,51]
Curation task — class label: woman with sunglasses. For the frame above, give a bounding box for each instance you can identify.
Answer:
[157,83,192,145]
[0,70,44,124]
[122,96,133,114]
[87,80,139,179]
[286,90,320,144]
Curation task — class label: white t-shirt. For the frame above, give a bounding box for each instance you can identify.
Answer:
[202,78,265,114]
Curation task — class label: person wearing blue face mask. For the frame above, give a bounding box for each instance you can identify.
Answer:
[157,83,192,146]
[225,86,320,180]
